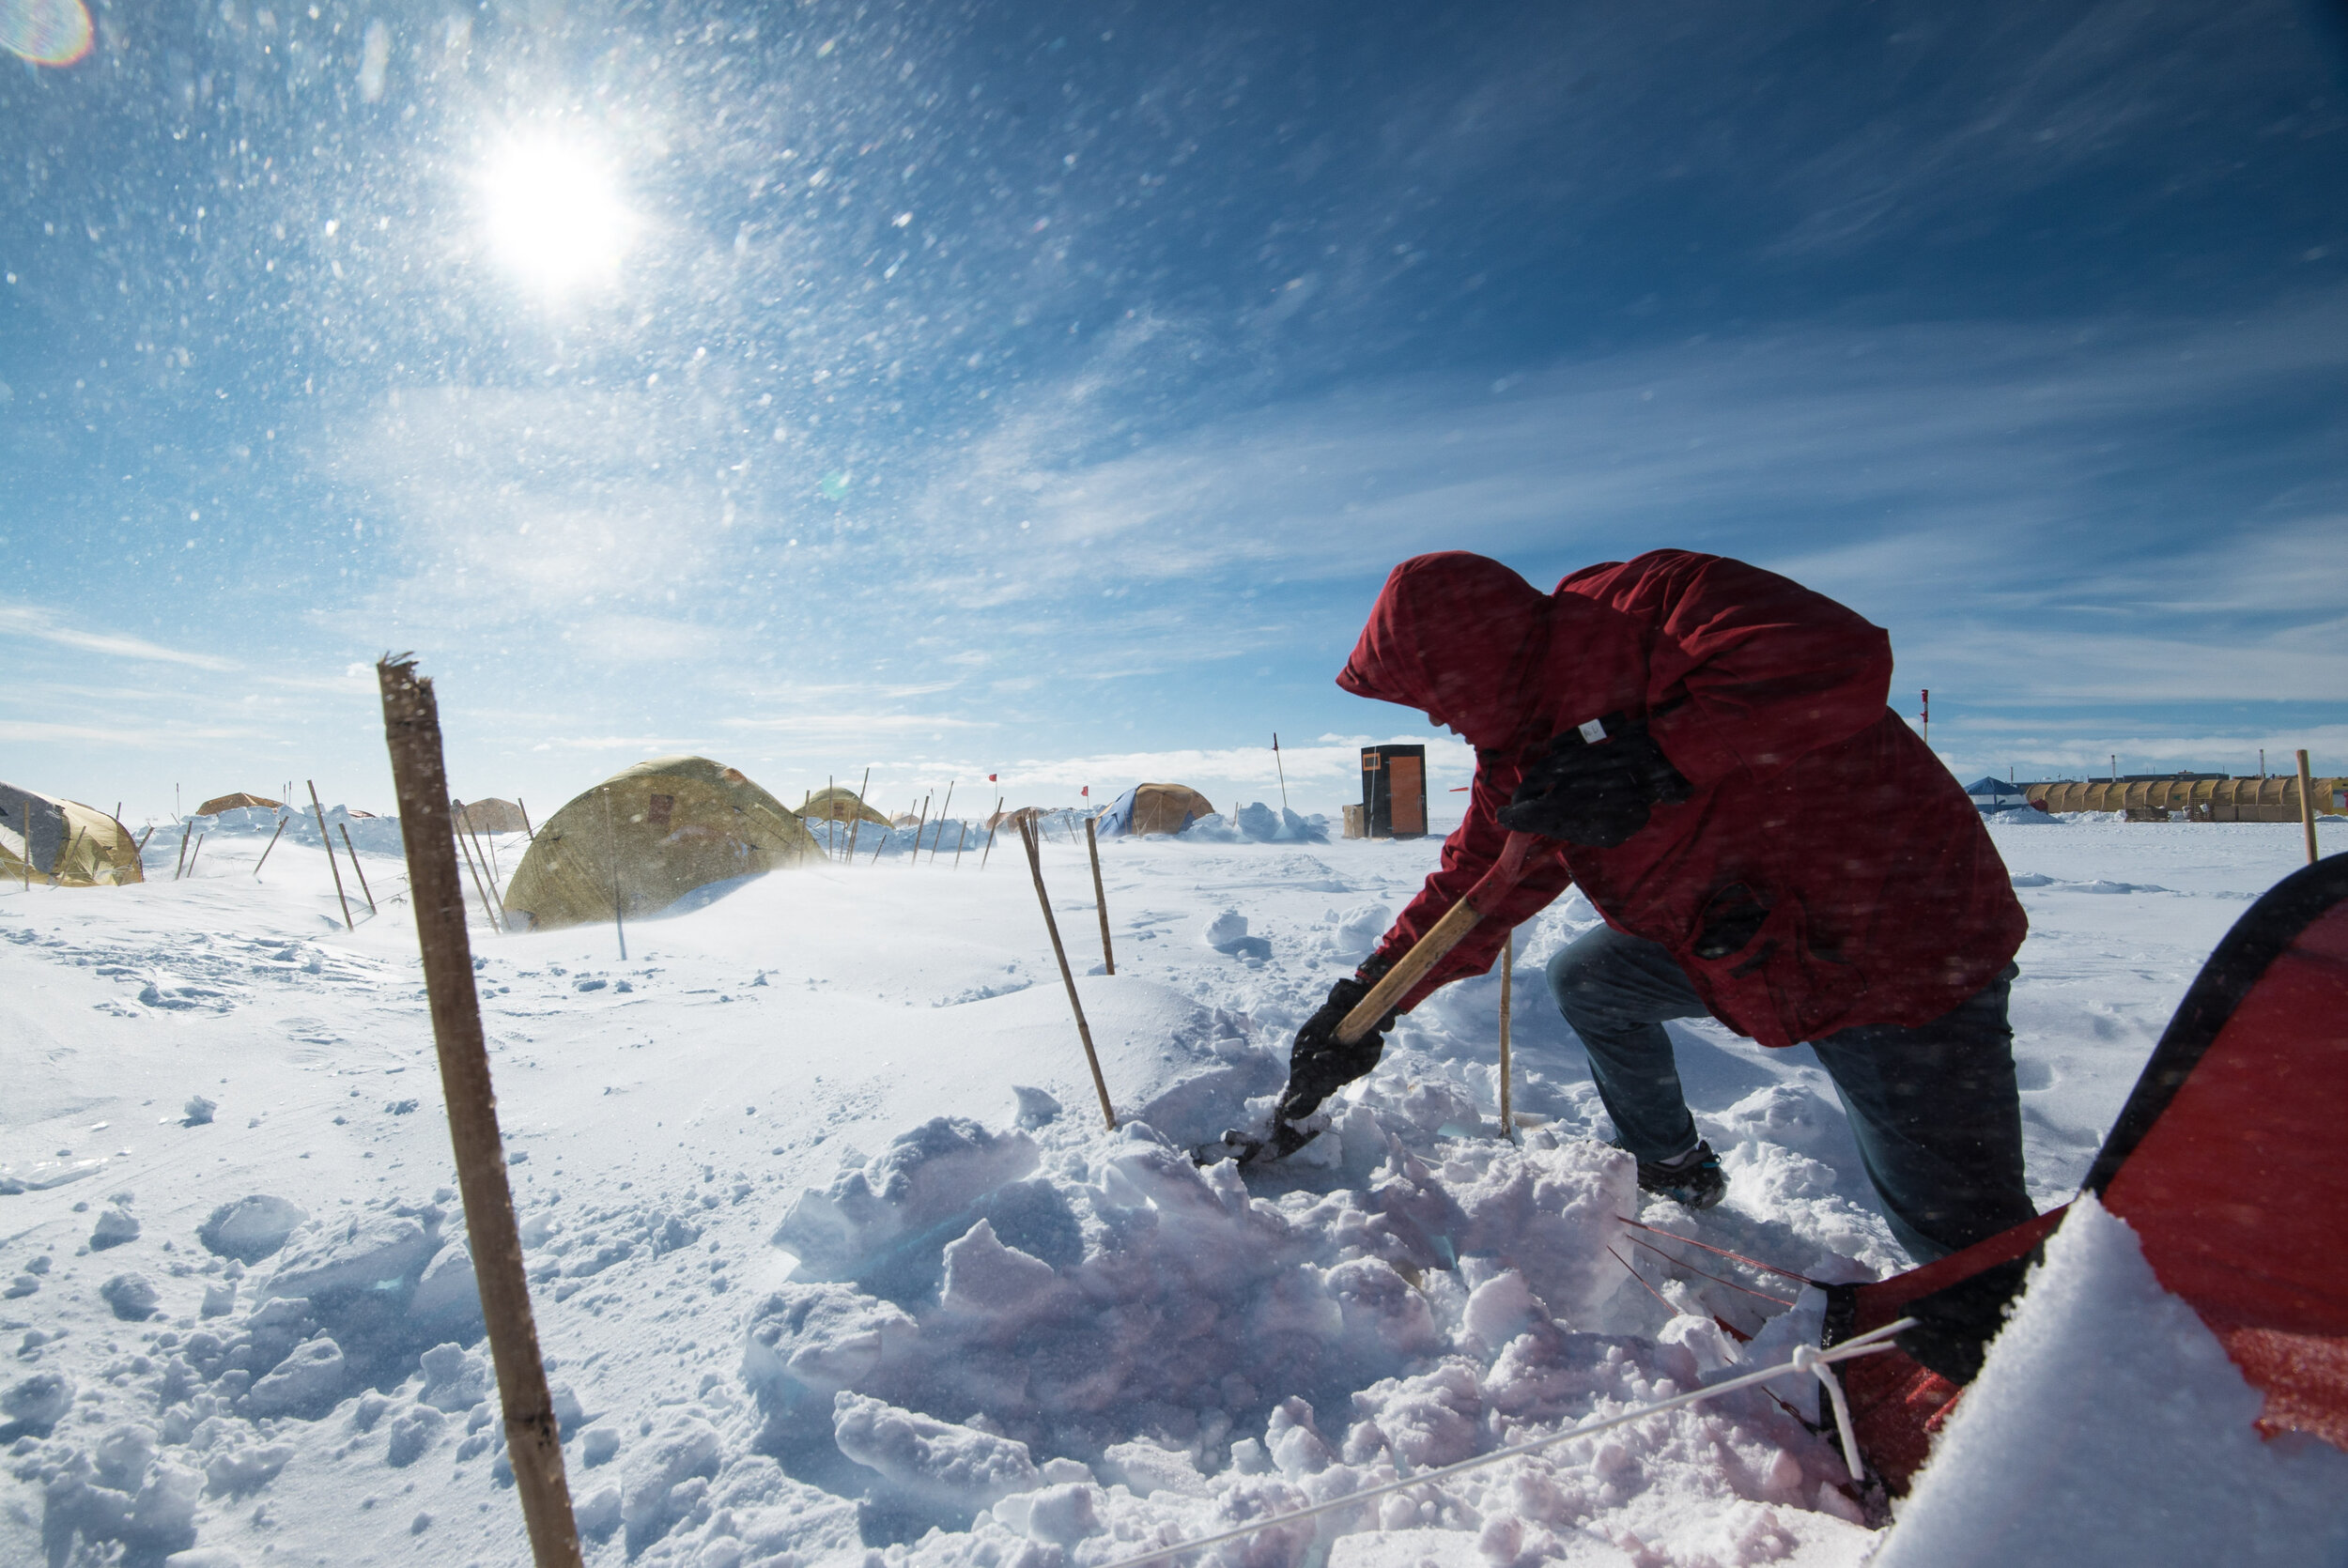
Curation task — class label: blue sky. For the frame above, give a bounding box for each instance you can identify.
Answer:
[4,0,2345,822]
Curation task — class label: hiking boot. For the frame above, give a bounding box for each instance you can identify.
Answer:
[1635,1141,1726,1209]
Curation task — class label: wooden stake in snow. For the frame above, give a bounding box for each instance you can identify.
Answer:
[1085,816,1115,976]
[1498,930,1516,1142]
[339,823,378,915]
[254,814,288,878]
[308,781,356,931]
[173,824,191,882]
[465,814,502,906]
[375,656,585,1568]
[518,797,534,838]
[846,767,871,864]
[1274,732,1289,812]
[930,781,956,864]
[980,796,1004,869]
[1019,817,1116,1130]
[2298,749,2321,866]
[908,792,930,869]
[951,813,970,870]
[452,803,504,933]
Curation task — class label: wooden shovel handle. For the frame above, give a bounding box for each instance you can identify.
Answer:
[1335,831,1556,1046]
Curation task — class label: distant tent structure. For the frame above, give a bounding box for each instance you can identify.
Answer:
[795,787,890,828]
[1,783,145,887]
[984,806,1049,831]
[454,798,529,834]
[1961,776,2031,815]
[195,792,282,817]
[1097,783,1216,838]
[500,757,820,931]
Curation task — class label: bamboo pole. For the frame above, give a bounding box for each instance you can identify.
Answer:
[1019,817,1116,1130]
[374,657,584,1568]
[1274,732,1289,812]
[254,815,288,877]
[174,824,192,882]
[518,797,534,838]
[339,823,377,915]
[930,781,955,864]
[133,825,154,853]
[1085,817,1115,976]
[980,796,1004,869]
[61,825,89,885]
[602,789,627,961]
[308,781,355,931]
[870,821,891,866]
[2298,749,2320,866]
[1498,930,1515,1142]
[453,806,503,933]
[951,814,970,870]
[908,793,930,869]
[465,815,502,907]
[846,767,870,864]
[180,831,203,879]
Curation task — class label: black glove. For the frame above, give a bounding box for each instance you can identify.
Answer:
[1275,956,1398,1130]
[1495,714,1691,848]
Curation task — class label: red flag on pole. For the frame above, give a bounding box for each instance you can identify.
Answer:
[1082,786,1089,797]
[988,774,997,782]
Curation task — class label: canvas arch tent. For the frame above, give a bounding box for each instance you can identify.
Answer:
[500,757,819,931]
[1826,852,2348,1495]
[0,783,144,887]
[1097,783,1216,838]
[795,786,890,827]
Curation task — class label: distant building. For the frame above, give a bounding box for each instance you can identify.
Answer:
[1963,776,2031,814]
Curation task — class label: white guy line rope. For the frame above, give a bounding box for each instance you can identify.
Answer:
[1101,1316,1920,1568]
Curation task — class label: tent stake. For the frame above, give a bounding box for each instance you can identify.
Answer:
[254,814,288,877]
[452,803,504,932]
[174,823,192,882]
[930,781,955,864]
[179,831,202,879]
[1085,817,1115,976]
[2298,749,2320,866]
[375,657,584,1568]
[339,822,378,915]
[308,781,356,930]
[908,793,930,869]
[1019,817,1116,1130]
[1498,930,1516,1142]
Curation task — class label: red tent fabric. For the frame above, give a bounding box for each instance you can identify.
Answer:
[1832,853,2348,1492]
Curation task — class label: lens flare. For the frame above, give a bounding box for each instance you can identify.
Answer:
[2,0,93,66]
[478,135,633,297]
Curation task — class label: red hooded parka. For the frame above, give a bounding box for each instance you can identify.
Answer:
[1339,550,2024,1049]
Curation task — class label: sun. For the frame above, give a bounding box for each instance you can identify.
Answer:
[478,136,633,296]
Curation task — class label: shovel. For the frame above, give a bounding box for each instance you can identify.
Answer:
[1204,829,1558,1165]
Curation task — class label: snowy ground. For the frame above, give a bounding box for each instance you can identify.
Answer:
[0,811,2331,1567]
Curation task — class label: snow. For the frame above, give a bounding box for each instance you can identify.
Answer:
[0,816,2338,1564]
[1876,1197,2348,1565]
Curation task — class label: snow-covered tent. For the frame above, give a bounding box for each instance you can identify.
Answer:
[1097,783,1217,838]
[500,757,819,931]
[1960,776,2031,814]
[1834,853,2348,1499]
[0,783,144,887]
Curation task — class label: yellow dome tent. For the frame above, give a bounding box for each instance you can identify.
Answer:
[500,757,819,931]
[794,786,890,827]
[2,783,145,887]
[195,792,282,817]
[455,798,530,834]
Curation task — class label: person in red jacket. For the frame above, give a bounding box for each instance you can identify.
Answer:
[1274,549,2036,1262]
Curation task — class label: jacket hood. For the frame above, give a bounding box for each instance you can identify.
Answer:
[1336,553,1554,750]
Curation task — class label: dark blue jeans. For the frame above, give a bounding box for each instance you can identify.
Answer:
[1547,922,2036,1262]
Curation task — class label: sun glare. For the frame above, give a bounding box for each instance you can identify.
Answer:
[478,137,632,296]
